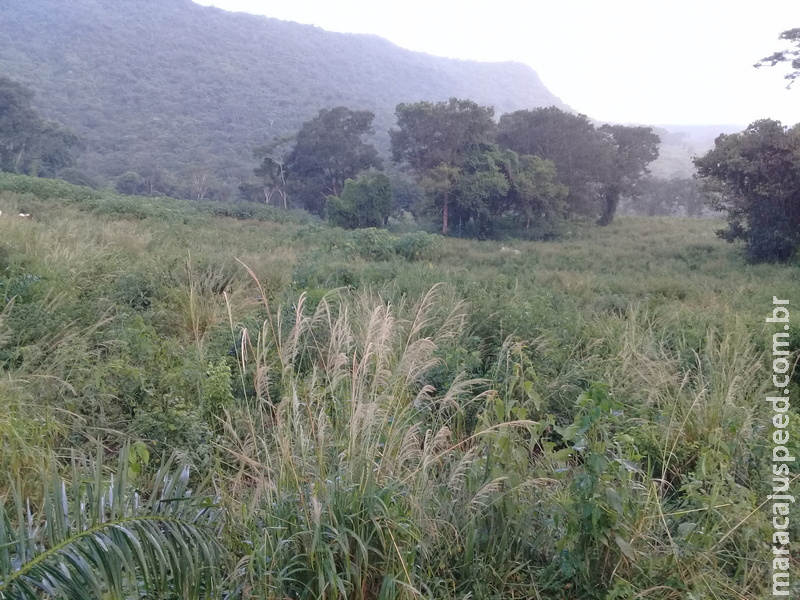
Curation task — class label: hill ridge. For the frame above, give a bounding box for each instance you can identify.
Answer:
[0,0,567,191]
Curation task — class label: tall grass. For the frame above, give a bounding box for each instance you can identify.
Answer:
[1,180,798,598]
[219,282,475,598]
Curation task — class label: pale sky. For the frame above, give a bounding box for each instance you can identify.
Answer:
[194,0,800,127]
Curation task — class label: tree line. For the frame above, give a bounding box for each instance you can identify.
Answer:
[2,56,800,260]
[244,99,661,236]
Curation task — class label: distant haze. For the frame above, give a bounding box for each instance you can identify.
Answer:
[194,0,800,127]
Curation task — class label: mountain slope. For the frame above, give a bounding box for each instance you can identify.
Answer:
[0,0,567,189]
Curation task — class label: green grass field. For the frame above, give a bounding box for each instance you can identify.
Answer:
[0,177,798,599]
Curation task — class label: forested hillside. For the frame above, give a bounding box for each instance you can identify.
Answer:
[0,0,567,188]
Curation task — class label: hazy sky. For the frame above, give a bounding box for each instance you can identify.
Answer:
[193,0,800,126]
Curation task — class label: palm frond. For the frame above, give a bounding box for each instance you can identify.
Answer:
[0,447,225,600]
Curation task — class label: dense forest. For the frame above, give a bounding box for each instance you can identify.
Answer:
[0,0,566,191]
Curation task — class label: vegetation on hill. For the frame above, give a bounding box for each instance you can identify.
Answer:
[0,0,566,195]
[0,0,743,225]
[0,176,797,598]
[0,75,79,178]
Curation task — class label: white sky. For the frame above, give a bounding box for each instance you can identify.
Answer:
[193,0,800,126]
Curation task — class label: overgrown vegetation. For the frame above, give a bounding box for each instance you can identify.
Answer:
[1,178,797,598]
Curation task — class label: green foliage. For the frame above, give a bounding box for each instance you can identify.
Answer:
[498,107,660,225]
[393,231,440,261]
[348,228,396,260]
[201,358,234,423]
[284,106,382,215]
[550,384,635,591]
[115,170,145,195]
[391,101,571,237]
[499,107,610,218]
[0,172,318,227]
[1,184,797,599]
[390,98,497,173]
[507,152,569,229]
[452,146,511,237]
[329,171,393,229]
[0,448,225,600]
[391,98,496,235]
[0,0,567,197]
[251,137,291,208]
[694,119,800,261]
[597,124,661,225]
[0,171,102,203]
[0,75,79,177]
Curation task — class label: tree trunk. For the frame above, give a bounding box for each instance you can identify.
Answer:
[598,192,619,226]
[442,195,449,235]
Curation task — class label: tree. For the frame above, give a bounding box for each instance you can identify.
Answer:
[418,163,460,235]
[390,98,496,172]
[636,177,705,217]
[0,75,79,177]
[328,171,393,229]
[187,167,215,200]
[498,107,611,219]
[285,107,381,216]
[755,28,800,87]
[596,124,660,225]
[413,145,566,238]
[390,98,496,233]
[498,108,659,225]
[138,161,174,196]
[452,146,511,237]
[252,136,292,208]
[0,76,38,173]
[693,119,800,262]
[506,153,569,229]
[115,170,146,195]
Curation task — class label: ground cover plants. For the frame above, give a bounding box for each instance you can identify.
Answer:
[0,179,798,599]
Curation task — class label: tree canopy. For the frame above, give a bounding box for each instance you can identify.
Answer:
[0,0,567,197]
[251,136,292,208]
[0,75,79,177]
[284,107,381,216]
[390,99,570,237]
[694,119,800,262]
[498,108,611,219]
[597,124,660,225]
[390,98,497,173]
[390,98,497,234]
[498,107,659,225]
[328,171,393,229]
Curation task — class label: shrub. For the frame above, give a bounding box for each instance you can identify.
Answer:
[349,227,396,260]
[393,231,441,261]
[0,172,103,203]
[328,172,393,229]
